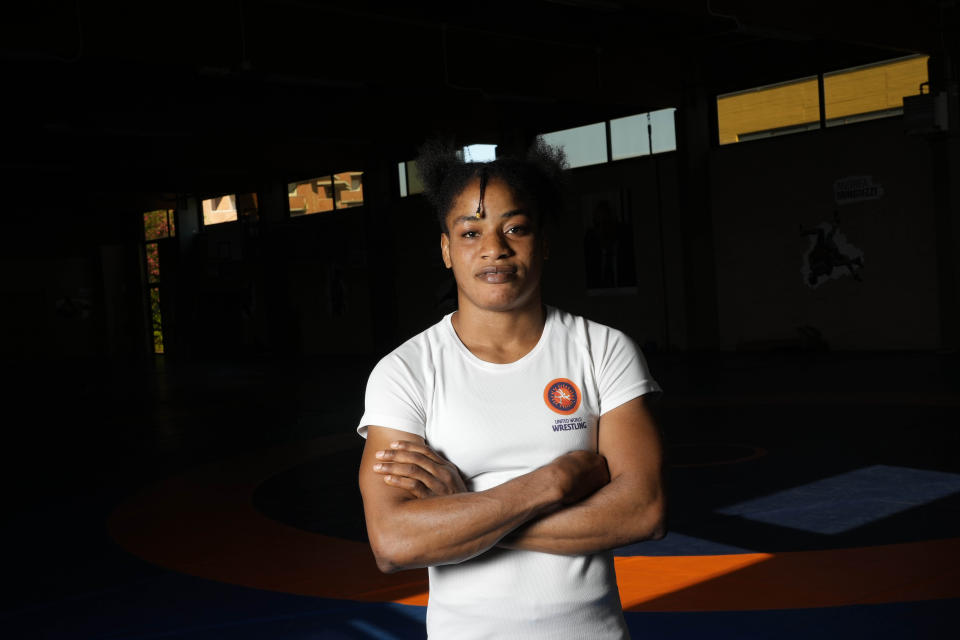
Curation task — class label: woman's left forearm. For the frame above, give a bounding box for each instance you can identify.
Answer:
[498,472,666,555]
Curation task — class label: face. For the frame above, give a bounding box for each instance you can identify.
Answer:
[440,177,548,314]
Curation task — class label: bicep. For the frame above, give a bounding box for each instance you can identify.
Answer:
[358,426,427,518]
[597,395,663,490]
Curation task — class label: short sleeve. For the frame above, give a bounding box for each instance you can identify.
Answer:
[356,353,428,439]
[594,327,662,416]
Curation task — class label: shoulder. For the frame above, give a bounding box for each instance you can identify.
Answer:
[380,314,451,362]
[549,306,659,397]
[368,314,452,381]
[549,306,636,354]
[360,316,453,435]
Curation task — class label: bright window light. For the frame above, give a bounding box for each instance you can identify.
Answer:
[610,114,650,160]
[615,531,754,557]
[824,55,929,127]
[288,173,363,215]
[463,144,497,163]
[399,160,425,198]
[717,76,821,145]
[541,122,607,168]
[398,162,408,197]
[143,209,175,241]
[648,108,677,153]
[288,178,333,216]
[610,108,677,160]
[202,194,239,225]
[716,465,960,535]
[333,171,364,209]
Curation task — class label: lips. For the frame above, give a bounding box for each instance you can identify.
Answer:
[477,266,517,275]
[476,265,518,283]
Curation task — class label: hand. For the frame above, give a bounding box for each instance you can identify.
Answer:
[547,450,610,504]
[373,440,468,499]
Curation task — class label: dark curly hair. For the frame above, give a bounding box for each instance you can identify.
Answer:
[416,137,568,232]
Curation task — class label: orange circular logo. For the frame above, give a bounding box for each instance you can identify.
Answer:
[544,378,581,415]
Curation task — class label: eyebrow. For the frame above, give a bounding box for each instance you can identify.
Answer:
[452,209,528,225]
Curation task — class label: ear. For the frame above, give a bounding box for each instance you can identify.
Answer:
[440,232,452,269]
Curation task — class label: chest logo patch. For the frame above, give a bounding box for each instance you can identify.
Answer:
[544,378,582,415]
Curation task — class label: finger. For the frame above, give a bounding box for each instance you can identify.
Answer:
[388,440,449,465]
[375,450,453,490]
[376,449,442,474]
[379,450,466,493]
[374,462,447,495]
[383,474,429,499]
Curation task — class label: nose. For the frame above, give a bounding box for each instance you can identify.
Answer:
[481,230,513,260]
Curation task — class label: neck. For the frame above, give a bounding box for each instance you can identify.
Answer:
[450,295,547,363]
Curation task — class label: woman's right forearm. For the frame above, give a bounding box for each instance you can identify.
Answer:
[366,464,566,573]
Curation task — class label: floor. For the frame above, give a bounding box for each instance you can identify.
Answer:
[2,350,958,639]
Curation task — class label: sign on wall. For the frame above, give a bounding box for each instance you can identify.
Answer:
[834,175,884,205]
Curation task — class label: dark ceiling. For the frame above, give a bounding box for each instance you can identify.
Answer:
[2,1,951,209]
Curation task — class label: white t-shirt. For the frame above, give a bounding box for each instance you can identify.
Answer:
[357,305,661,639]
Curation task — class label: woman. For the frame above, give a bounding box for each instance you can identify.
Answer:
[357,139,665,639]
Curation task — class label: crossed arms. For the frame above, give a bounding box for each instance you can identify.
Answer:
[357,395,666,574]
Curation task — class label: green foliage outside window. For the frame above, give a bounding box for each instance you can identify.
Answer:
[146,244,160,283]
[150,287,164,354]
[144,209,175,241]
[143,209,173,355]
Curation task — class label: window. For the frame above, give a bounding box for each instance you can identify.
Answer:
[398,162,409,198]
[203,194,237,224]
[717,55,929,145]
[149,288,164,354]
[647,108,678,154]
[289,172,364,216]
[201,193,258,225]
[610,114,650,160]
[462,144,497,163]
[824,55,929,126]
[143,208,176,241]
[540,122,607,168]
[610,108,677,160]
[397,113,679,197]
[399,161,425,197]
[334,172,365,209]
[542,110,677,167]
[142,209,175,354]
[399,144,495,198]
[397,159,431,198]
[717,77,821,145]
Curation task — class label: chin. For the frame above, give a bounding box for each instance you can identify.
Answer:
[456,277,540,312]
[471,292,537,313]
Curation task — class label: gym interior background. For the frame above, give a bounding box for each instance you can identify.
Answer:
[2,2,958,638]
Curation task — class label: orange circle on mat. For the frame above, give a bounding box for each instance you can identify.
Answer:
[108,436,960,611]
[544,378,581,415]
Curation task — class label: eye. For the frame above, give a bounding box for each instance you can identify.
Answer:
[506,225,529,235]
[461,230,479,239]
